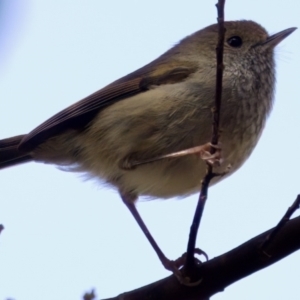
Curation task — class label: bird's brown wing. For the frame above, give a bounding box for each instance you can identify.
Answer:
[19,61,196,152]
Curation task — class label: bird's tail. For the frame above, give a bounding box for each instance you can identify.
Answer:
[0,135,32,169]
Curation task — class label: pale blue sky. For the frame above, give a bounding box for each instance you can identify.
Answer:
[0,1,299,299]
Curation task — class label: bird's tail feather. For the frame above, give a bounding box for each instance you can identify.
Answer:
[0,135,32,169]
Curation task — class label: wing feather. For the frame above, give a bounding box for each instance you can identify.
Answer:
[19,60,196,152]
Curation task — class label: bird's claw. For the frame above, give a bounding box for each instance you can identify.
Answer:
[162,248,208,286]
[198,142,223,166]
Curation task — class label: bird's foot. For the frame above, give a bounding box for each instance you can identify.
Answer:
[194,142,223,167]
[162,248,208,286]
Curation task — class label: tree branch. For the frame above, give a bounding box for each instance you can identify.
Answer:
[104,214,300,300]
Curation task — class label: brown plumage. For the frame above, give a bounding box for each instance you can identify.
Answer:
[0,20,296,275]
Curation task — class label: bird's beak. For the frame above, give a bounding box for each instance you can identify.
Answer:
[262,27,297,48]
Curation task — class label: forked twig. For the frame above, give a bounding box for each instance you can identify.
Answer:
[260,194,300,252]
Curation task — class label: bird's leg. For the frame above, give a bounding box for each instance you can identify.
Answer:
[120,191,207,284]
[121,143,222,170]
[120,192,181,274]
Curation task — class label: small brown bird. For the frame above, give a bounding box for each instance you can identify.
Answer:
[0,21,296,274]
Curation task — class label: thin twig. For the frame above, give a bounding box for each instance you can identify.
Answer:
[83,290,96,300]
[0,224,4,235]
[260,194,300,251]
[184,0,226,274]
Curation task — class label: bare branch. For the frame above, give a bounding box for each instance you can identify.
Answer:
[185,0,226,274]
[260,194,300,250]
[104,214,300,300]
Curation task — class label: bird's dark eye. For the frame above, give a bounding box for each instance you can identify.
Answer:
[227,36,243,48]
